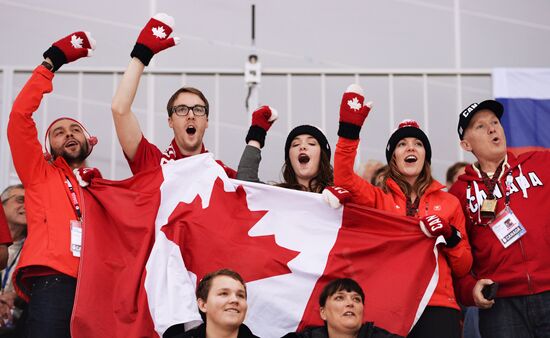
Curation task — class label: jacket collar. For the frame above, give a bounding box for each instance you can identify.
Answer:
[386,177,445,200]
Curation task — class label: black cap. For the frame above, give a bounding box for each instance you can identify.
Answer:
[458,100,503,140]
[385,120,431,164]
[285,125,331,161]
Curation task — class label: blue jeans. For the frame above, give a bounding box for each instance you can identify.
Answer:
[24,274,77,338]
[479,291,550,338]
[463,306,482,338]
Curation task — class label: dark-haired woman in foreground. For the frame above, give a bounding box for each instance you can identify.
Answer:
[283,278,402,338]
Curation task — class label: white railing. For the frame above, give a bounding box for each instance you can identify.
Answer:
[0,66,492,188]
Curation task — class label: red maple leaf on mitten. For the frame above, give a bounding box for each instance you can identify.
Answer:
[161,177,299,283]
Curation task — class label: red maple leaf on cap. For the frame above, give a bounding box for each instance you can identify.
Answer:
[161,177,300,283]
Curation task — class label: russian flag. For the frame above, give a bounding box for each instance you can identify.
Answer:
[493,68,550,154]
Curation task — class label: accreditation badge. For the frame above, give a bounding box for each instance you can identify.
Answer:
[490,208,526,248]
[70,220,82,257]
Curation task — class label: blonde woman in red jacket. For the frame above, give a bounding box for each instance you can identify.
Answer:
[331,85,472,338]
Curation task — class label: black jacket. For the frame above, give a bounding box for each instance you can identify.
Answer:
[164,323,259,338]
[282,323,403,338]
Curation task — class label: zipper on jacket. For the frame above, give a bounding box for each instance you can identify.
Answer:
[518,239,533,293]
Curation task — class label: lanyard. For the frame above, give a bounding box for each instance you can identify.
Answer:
[1,245,23,292]
[64,177,83,221]
[478,160,505,200]
[406,196,420,217]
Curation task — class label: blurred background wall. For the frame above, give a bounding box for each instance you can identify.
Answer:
[1,0,549,185]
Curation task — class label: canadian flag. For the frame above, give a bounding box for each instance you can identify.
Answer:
[71,154,439,338]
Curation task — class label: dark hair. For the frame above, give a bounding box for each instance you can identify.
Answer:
[319,278,365,307]
[381,155,433,200]
[166,87,209,117]
[196,269,246,321]
[446,161,469,185]
[277,148,333,193]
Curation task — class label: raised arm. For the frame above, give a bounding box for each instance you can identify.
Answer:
[237,105,278,183]
[111,13,179,161]
[8,32,95,184]
[333,84,381,207]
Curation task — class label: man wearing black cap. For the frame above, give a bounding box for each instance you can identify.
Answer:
[449,100,550,338]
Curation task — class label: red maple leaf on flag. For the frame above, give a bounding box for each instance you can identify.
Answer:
[161,177,299,283]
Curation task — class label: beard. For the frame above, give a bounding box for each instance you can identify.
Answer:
[51,141,89,165]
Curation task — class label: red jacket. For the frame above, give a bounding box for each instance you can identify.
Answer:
[449,151,550,306]
[7,66,82,299]
[335,137,472,310]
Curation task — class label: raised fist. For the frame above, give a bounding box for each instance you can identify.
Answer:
[73,167,102,187]
[337,84,372,140]
[43,31,96,71]
[419,214,462,247]
[322,186,352,209]
[131,13,180,66]
[245,105,278,148]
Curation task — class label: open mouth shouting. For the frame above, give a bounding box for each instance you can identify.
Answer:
[404,155,417,163]
[64,139,80,150]
[298,153,310,164]
[186,125,196,135]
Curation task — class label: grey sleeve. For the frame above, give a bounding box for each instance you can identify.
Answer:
[237,145,263,183]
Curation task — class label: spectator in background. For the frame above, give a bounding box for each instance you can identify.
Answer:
[359,160,384,185]
[445,161,469,190]
[331,84,472,338]
[163,269,259,338]
[371,164,388,188]
[0,184,27,335]
[0,200,11,273]
[111,13,235,177]
[7,31,98,337]
[237,106,333,193]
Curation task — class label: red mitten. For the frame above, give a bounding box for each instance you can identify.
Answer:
[245,105,278,148]
[43,31,96,72]
[73,167,102,187]
[131,13,180,66]
[419,214,462,247]
[337,84,372,140]
[322,186,352,209]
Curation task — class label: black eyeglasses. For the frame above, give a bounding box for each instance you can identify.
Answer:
[2,195,24,205]
[171,104,208,117]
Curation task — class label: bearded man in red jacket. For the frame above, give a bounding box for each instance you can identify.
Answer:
[7,31,99,338]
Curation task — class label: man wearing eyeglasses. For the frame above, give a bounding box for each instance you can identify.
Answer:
[0,184,26,333]
[0,190,14,272]
[112,13,236,177]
